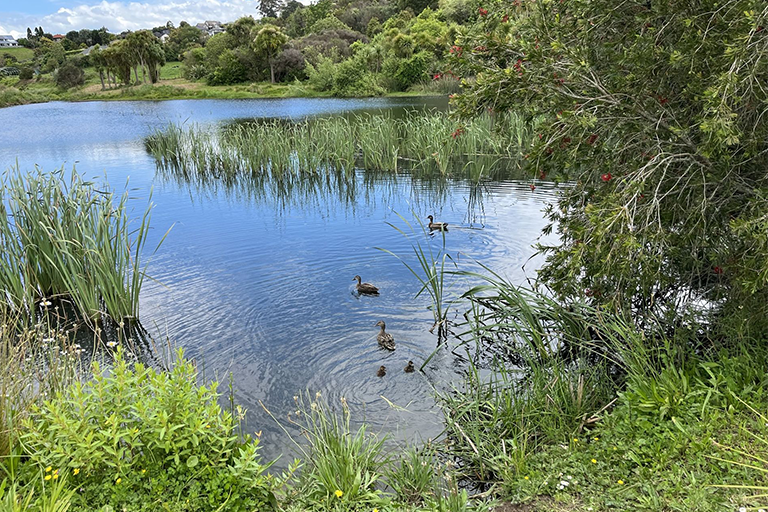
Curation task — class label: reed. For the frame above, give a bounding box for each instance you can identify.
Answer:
[0,166,162,329]
[145,111,530,180]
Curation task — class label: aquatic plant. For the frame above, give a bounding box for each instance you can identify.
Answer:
[0,166,163,329]
[145,111,529,180]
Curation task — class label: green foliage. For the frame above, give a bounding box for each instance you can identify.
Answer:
[207,49,249,85]
[19,349,276,511]
[307,15,352,34]
[383,50,431,91]
[53,61,84,89]
[286,394,387,511]
[452,0,768,339]
[0,167,159,328]
[331,55,384,96]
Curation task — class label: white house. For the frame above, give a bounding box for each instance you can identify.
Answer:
[0,35,18,48]
[194,21,225,37]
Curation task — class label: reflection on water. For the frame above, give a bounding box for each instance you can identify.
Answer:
[0,98,557,466]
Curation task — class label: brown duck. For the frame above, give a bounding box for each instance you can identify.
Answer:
[404,361,415,373]
[377,365,387,377]
[427,215,448,231]
[374,320,396,351]
[353,275,379,295]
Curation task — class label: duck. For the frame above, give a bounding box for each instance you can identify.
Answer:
[374,320,396,350]
[377,365,387,377]
[427,215,448,231]
[353,275,379,295]
[404,361,415,373]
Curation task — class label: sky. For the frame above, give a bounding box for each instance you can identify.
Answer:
[0,0,259,38]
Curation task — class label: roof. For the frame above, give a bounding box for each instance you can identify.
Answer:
[53,34,65,39]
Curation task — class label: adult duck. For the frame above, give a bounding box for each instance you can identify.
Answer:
[353,275,379,295]
[427,215,448,231]
[374,321,396,350]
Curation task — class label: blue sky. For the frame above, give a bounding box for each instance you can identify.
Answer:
[0,0,258,37]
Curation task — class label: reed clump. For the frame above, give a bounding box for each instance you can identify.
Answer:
[0,166,158,329]
[144,111,530,180]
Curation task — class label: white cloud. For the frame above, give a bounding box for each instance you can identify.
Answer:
[1,0,259,38]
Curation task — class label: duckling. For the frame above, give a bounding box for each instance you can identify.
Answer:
[377,365,387,377]
[427,215,448,231]
[353,275,379,295]
[404,360,415,373]
[374,320,396,351]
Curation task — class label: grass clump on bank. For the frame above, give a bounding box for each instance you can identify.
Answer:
[0,167,161,329]
[437,271,768,511]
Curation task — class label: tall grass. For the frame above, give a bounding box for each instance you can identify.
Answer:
[0,166,163,329]
[145,111,530,180]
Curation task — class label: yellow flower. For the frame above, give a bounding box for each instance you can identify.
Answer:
[73,468,80,475]
[116,478,122,484]
[335,490,343,498]
[141,469,146,474]
[613,446,617,451]
[52,474,58,480]
[618,479,624,485]
[593,437,599,441]
[373,509,378,512]
[573,438,579,443]
[524,476,529,480]
[591,459,597,464]
[44,475,51,481]
[45,466,52,472]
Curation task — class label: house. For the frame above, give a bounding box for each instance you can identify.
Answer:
[0,35,18,47]
[52,34,65,42]
[194,21,225,37]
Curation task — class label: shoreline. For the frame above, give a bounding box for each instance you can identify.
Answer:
[0,78,446,109]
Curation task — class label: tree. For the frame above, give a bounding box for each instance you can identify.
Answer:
[252,24,289,83]
[452,1,768,337]
[126,30,166,83]
[259,0,284,19]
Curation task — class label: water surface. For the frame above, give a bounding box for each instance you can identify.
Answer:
[0,97,556,463]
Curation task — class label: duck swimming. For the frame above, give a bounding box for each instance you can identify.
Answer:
[377,365,387,377]
[427,215,448,231]
[353,275,379,295]
[374,320,396,350]
[404,361,415,373]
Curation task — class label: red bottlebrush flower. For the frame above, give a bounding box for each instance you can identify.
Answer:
[546,148,553,155]
[449,45,463,55]
[585,288,594,297]
[601,173,612,182]
[757,26,765,32]
[433,73,441,80]
[713,266,724,275]
[502,14,509,22]
[539,171,547,180]
[657,95,668,105]
[562,137,571,144]
[452,128,464,139]
[588,134,598,145]
[478,7,488,16]
[537,133,542,139]
[529,184,536,191]
[474,45,487,51]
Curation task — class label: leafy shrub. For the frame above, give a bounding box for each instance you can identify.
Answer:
[18,67,33,80]
[332,57,384,96]
[53,61,84,89]
[19,349,275,511]
[383,51,431,91]
[306,55,337,91]
[307,15,351,34]
[207,49,249,85]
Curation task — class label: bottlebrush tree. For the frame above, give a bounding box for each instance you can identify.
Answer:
[452,1,768,338]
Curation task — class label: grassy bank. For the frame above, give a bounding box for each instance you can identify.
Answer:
[0,62,448,109]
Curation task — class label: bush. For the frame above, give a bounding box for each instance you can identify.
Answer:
[332,57,384,96]
[19,349,276,511]
[53,61,84,89]
[18,67,33,80]
[207,49,249,85]
[306,55,337,91]
[382,51,431,91]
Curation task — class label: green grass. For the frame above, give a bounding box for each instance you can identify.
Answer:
[1,48,34,63]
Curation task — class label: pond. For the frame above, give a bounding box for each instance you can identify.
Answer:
[0,97,557,464]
